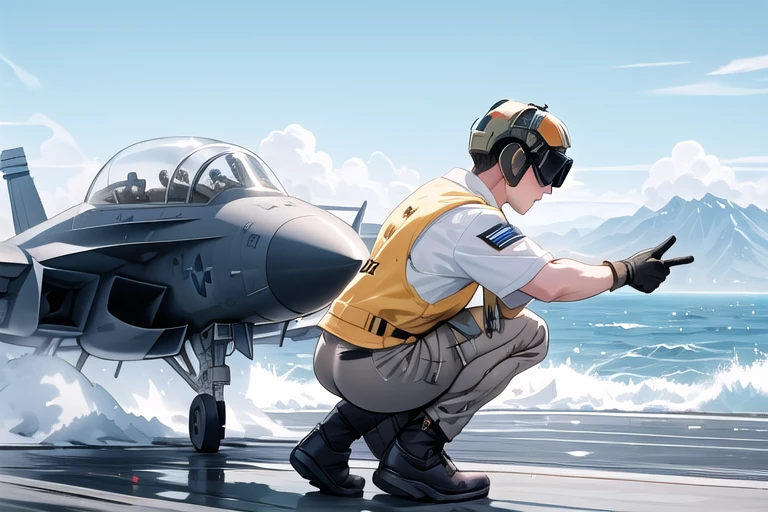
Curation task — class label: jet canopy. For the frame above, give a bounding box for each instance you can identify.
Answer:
[85,137,287,205]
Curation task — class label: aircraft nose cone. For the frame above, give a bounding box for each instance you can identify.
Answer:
[266,216,367,315]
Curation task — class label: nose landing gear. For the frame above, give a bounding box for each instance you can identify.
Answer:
[189,393,223,453]
[165,322,254,453]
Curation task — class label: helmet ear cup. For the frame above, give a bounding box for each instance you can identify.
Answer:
[499,142,529,187]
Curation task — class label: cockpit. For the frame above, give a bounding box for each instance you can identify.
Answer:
[85,137,287,205]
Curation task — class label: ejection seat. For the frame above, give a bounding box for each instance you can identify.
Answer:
[114,172,148,204]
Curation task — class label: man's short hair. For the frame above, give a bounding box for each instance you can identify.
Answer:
[471,138,514,175]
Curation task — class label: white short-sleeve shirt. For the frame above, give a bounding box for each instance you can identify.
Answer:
[406,168,553,309]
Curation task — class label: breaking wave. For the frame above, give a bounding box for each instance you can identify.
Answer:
[0,354,297,445]
[246,357,768,415]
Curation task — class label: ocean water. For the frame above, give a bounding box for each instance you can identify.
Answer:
[244,293,768,415]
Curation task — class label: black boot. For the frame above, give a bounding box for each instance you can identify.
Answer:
[372,414,490,502]
[290,400,389,496]
[363,411,415,459]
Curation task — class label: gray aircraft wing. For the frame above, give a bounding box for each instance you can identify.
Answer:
[252,308,327,346]
[317,201,367,235]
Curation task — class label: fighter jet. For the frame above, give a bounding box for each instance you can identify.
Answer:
[0,137,369,452]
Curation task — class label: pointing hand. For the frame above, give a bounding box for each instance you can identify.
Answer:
[603,236,694,293]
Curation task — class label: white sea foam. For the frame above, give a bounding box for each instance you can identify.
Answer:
[0,354,295,444]
[593,322,649,329]
[3,350,767,445]
[484,357,768,413]
[247,357,768,415]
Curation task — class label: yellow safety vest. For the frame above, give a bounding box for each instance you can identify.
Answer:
[318,176,509,349]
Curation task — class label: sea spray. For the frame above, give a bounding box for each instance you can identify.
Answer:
[244,356,768,415]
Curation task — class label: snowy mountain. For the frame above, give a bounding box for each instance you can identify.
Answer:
[538,193,768,292]
[522,215,607,237]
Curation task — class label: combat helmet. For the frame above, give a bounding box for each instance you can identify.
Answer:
[469,99,573,187]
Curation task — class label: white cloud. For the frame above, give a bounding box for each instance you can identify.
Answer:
[641,141,768,210]
[512,174,643,225]
[256,125,659,225]
[256,125,652,225]
[0,113,100,240]
[707,54,768,75]
[257,124,420,223]
[545,175,639,204]
[573,160,768,173]
[572,165,650,172]
[647,82,768,96]
[0,119,420,239]
[721,156,768,164]
[615,61,690,68]
[720,156,768,172]
[2,119,764,243]
[0,53,41,90]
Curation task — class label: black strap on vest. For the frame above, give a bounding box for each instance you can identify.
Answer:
[365,314,413,340]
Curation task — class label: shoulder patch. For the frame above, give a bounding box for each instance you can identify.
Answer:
[477,222,524,250]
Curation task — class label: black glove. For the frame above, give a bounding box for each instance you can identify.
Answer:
[602,236,694,294]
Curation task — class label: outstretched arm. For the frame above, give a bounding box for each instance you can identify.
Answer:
[520,258,614,302]
[521,236,695,302]
[449,210,693,305]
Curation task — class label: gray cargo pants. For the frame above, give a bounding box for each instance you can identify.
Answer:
[313,308,549,441]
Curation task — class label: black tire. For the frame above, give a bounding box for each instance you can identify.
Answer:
[189,393,221,453]
[216,400,226,440]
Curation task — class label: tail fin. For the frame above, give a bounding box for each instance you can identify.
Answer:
[1,147,47,235]
[351,201,367,233]
[318,201,367,235]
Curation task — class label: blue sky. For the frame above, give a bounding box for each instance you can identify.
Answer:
[1,0,767,231]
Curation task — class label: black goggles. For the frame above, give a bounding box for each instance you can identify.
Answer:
[504,141,572,188]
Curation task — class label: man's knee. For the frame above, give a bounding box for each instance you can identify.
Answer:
[529,313,550,363]
[518,311,549,364]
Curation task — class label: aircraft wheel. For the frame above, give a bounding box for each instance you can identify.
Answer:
[189,393,221,453]
[217,400,226,440]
